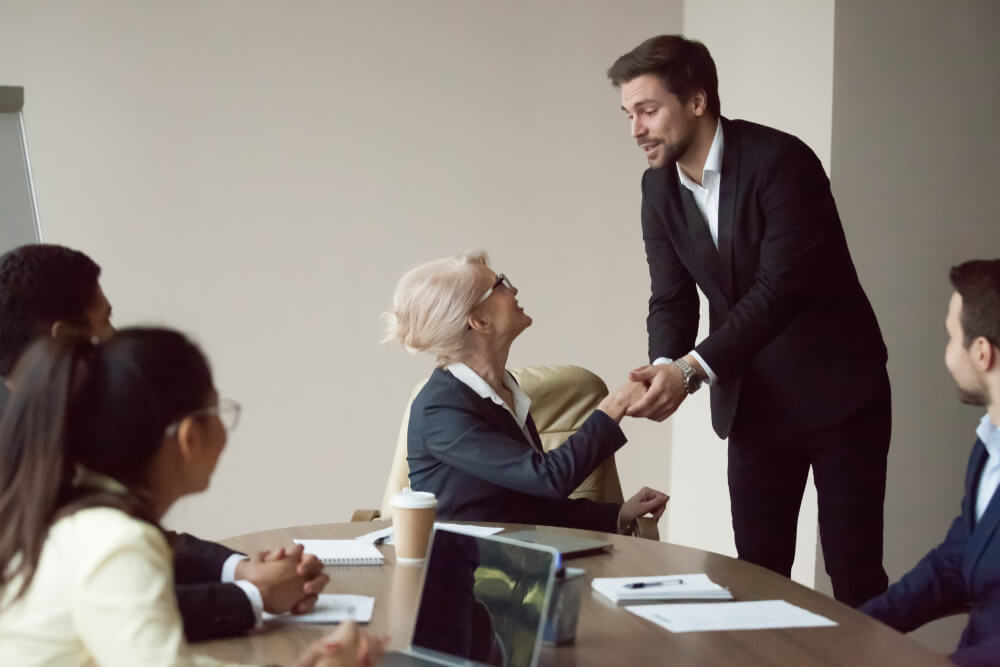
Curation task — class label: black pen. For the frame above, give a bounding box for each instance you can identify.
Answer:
[624,579,683,589]
[373,535,388,546]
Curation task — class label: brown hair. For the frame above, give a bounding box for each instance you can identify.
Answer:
[950,259,1000,348]
[607,34,721,118]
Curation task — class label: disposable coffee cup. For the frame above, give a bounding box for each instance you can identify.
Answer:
[391,489,438,563]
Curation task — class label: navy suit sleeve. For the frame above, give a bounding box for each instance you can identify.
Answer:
[859,512,968,631]
[421,401,626,499]
[166,532,255,641]
[175,582,256,642]
[693,140,844,380]
[532,497,621,533]
[641,185,700,363]
[168,531,243,584]
[951,636,1000,667]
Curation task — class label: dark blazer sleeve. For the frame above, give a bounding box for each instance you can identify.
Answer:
[859,443,980,630]
[858,512,968,632]
[951,637,1000,667]
[166,532,255,641]
[175,583,256,642]
[693,139,844,380]
[421,398,627,499]
[531,496,621,533]
[641,187,701,362]
[168,531,242,583]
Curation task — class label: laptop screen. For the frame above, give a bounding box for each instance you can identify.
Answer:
[411,529,557,667]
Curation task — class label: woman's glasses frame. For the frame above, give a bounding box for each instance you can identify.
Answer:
[164,397,242,437]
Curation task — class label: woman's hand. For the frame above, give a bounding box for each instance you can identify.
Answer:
[294,621,390,667]
[598,380,649,422]
[618,486,670,533]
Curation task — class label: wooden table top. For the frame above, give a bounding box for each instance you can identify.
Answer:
[195,521,951,666]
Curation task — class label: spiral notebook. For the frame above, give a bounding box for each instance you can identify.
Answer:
[293,539,385,565]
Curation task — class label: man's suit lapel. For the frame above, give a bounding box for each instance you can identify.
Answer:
[964,440,998,581]
[717,117,739,302]
[671,179,728,308]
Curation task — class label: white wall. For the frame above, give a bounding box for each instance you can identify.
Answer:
[829,0,1000,651]
[677,0,836,586]
[0,1,682,538]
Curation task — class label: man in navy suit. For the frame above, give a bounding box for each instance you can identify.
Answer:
[861,259,1000,665]
[607,35,891,606]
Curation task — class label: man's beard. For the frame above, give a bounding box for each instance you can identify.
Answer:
[647,132,695,168]
[957,385,988,407]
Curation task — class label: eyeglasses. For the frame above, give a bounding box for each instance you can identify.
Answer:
[476,273,515,304]
[164,397,242,437]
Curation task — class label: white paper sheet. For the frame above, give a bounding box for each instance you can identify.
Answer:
[262,594,375,624]
[627,600,837,633]
[354,522,503,545]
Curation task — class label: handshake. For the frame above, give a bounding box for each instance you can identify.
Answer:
[599,358,704,423]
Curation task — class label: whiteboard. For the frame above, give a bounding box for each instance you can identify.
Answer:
[0,86,41,252]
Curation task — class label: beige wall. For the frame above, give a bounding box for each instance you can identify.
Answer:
[677,0,836,586]
[0,1,683,538]
[829,0,1000,652]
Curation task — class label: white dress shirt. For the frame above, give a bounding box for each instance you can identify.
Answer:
[446,361,535,445]
[651,120,724,384]
[975,413,1000,523]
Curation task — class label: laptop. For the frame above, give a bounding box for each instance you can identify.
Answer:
[383,528,561,667]
[500,529,613,559]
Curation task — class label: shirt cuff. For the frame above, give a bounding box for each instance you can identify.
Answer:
[220,553,248,583]
[688,351,718,385]
[232,580,264,628]
[653,354,717,385]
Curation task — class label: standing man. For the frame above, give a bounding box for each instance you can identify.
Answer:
[608,35,891,606]
[861,259,1000,666]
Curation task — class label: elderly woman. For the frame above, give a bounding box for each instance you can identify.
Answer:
[385,252,669,534]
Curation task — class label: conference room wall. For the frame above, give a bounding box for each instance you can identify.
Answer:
[822,0,1000,652]
[0,1,682,538]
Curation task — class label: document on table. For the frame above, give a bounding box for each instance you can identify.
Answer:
[355,522,503,545]
[262,594,374,624]
[627,600,837,633]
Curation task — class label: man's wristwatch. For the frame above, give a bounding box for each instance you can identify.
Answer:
[673,358,703,394]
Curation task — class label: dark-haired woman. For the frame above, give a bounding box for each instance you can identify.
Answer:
[0,328,385,667]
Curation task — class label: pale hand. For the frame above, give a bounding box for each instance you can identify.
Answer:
[598,379,650,422]
[619,486,670,528]
[626,363,687,421]
[293,621,390,667]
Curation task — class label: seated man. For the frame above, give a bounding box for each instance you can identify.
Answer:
[860,259,1000,665]
[0,243,328,641]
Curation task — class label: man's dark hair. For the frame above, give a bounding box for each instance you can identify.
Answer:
[0,244,101,376]
[607,34,721,118]
[950,259,1000,349]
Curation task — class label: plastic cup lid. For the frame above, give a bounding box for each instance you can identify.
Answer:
[391,488,438,509]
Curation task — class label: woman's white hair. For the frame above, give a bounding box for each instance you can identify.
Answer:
[383,252,489,365]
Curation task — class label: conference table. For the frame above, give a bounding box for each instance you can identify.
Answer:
[197,521,952,666]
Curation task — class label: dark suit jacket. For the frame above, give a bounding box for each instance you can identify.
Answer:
[407,367,623,532]
[860,439,1000,666]
[641,118,888,439]
[169,533,256,642]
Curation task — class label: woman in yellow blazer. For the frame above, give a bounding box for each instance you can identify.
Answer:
[0,328,385,667]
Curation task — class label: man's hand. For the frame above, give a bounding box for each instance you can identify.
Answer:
[626,363,687,421]
[618,486,670,530]
[236,544,329,614]
[291,551,330,615]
